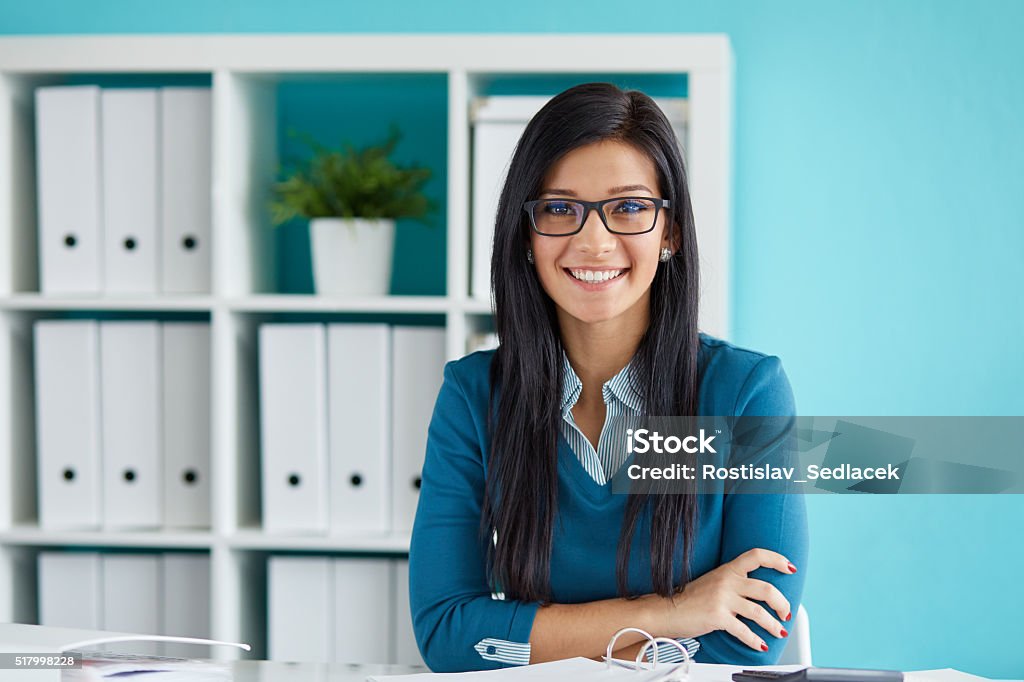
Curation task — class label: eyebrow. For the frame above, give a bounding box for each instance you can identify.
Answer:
[539,184,654,197]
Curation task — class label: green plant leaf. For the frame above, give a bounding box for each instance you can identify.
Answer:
[269,125,435,226]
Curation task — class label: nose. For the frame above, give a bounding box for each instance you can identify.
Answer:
[572,207,616,256]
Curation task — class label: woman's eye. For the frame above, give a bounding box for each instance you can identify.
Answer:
[544,202,574,215]
[612,199,649,214]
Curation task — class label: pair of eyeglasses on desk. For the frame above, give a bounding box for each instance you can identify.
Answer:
[603,627,691,681]
[603,627,904,682]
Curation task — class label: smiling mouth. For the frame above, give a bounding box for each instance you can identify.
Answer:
[564,268,629,284]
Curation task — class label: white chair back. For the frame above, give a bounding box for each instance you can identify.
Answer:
[775,604,812,666]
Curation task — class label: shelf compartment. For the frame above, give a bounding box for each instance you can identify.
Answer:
[219,72,448,299]
[0,72,214,298]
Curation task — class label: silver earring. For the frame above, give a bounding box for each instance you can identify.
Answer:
[526,248,535,264]
[659,247,672,262]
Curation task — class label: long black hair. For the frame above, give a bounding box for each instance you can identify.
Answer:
[483,82,704,602]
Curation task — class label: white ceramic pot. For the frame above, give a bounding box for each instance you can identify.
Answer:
[309,217,395,296]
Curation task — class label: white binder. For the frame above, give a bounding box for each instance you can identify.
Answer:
[470,119,520,301]
[327,324,391,534]
[33,320,103,529]
[102,554,162,656]
[100,321,163,529]
[268,556,332,663]
[392,558,423,666]
[471,99,537,301]
[101,89,160,295]
[162,323,211,529]
[333,558,392,664]
[37,551,102,629]
[162,553,211,658]
[34,85,104,294]
[160,88,212,294]
[259,324,329,534]
[390,327,446,534]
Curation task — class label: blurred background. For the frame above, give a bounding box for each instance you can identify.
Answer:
[1,0,1022,678]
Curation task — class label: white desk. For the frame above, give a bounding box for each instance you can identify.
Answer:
[229,660,427,681]
[222,660,1016,682]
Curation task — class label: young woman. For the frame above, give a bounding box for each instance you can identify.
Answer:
[408,82,808,672]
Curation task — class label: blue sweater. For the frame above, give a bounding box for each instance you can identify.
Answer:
[408,334,809,672]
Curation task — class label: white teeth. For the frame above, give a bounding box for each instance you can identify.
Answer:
[569,269,623,283]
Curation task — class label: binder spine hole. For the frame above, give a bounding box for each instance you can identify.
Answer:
[287,473,301,487]
[183,235,198,250]
[413,476,422,490]
[123,469,136,482]
[350,473,363,487]
[63,234,77,248]
[123,237,137,251]
[183,469,198,485]
[62,468,75,481]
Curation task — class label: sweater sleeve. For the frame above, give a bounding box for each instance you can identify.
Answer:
[693,355,809,665]
[408,360,541,672]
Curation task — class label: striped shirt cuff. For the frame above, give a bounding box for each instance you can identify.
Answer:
[651,637,700,663]
[474,637,531,666]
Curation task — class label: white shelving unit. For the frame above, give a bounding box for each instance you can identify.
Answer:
[0,33,732,659]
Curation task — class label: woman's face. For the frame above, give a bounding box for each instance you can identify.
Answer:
[529,139,674,328]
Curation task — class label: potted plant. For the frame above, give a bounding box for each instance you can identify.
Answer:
[270,126,434,296]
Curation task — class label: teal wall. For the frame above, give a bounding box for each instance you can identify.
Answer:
[3,1,1022,677]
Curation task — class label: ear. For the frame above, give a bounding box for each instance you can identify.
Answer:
[661,221,682,253]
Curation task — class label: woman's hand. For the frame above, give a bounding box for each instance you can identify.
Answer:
[647,548,796,652]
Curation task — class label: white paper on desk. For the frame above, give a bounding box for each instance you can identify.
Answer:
[368,656,684,681]
[369,661,810,682]
[64,651,230,681]
[906,670,1006,682]
[0,623,248,682]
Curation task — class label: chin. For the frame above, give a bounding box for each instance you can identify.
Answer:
[560,301,628,325]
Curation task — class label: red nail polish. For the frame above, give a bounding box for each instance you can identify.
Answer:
[785,611,792,621]
[760,643,769,652]
[787,562,797,573]
[780,629,788,638]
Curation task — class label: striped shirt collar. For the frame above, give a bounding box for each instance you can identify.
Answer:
[559,350,646,415]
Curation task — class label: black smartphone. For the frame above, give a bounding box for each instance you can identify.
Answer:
[732,668,904,682]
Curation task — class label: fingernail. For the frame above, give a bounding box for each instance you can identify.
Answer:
[760,643,769,652]
[787,562,797,573]
[785,612,792,621]
[780,628,788,638]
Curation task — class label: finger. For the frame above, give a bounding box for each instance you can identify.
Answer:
[741,578,791,622]
[731,548,797,576]
[723,615,768,653]
[737,598,787,639]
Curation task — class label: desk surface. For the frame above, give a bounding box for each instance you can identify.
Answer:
[230,660,426,681]
[222,660,1016,682]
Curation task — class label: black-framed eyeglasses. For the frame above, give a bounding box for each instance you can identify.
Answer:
[522,197,671,236]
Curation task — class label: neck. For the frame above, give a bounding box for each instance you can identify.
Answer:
[557,295,649,403]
